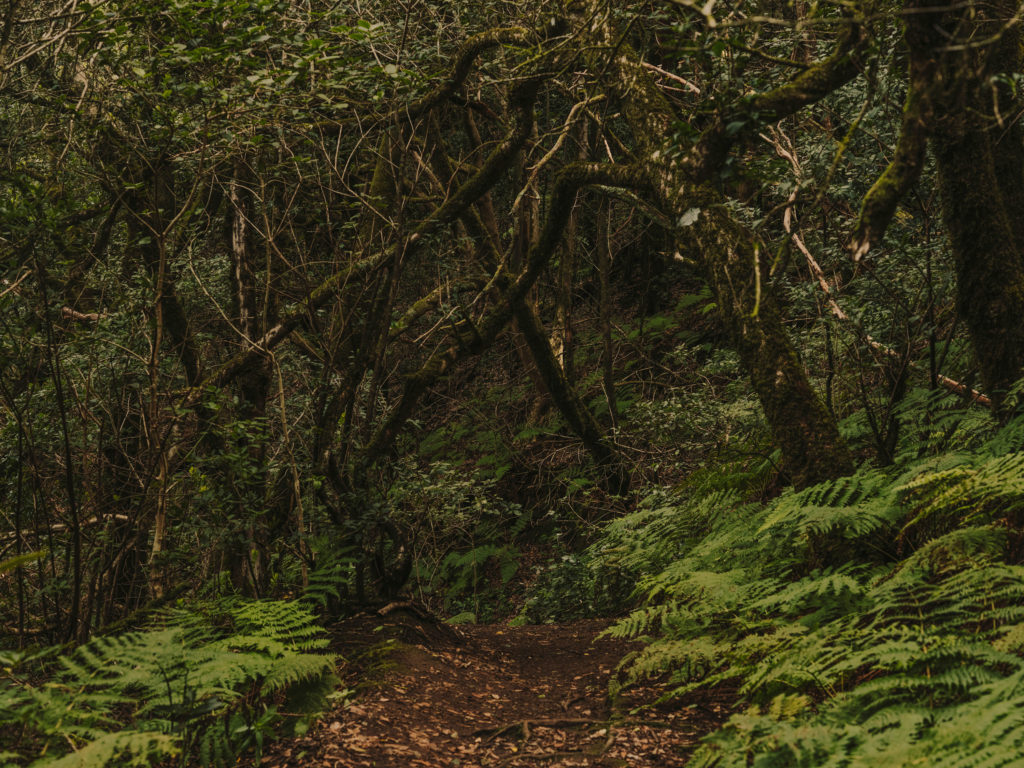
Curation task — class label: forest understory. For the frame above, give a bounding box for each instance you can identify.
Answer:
[6,0,1024,766]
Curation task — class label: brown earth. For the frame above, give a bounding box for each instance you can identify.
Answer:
[257,605,732,768]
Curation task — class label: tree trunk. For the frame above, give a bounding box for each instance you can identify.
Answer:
[513,297,629,495]
[904,0,1024,410]
[597,198,618,429]
[569,2,852,487]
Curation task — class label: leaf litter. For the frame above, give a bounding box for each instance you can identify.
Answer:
[257,608,732,767]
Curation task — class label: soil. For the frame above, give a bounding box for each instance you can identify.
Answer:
[257,605,733,768]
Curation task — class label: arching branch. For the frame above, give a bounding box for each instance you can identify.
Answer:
[358,161,648,472]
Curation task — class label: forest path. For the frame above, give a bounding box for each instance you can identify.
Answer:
[258,609,730,767]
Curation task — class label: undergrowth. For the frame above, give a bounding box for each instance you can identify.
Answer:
[0,598,337,767]
[595,387,1024,766]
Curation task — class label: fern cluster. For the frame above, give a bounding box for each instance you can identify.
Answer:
[597,388,1024,766]
[0,598,337,768]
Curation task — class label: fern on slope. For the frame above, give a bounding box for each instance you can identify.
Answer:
[898,451,1024,534]
[0,598,337,768]
[596,488,742,579]
[38,732,179,768]
[598,403,1024,767]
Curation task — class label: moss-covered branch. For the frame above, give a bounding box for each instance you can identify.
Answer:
[401,27,531,121]
[181,68,550,409]
[568,0,853,487]
[849,81,928,262]
[359,161,647,471]
[418,121,631,491]
[693,17,866,176]
[512,298,630,494]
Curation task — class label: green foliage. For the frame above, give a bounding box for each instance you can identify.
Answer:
[35,732,180,768]
[515,547,638,625]
[299,539,360,610]
[624,347,763,474]
[439,543,519,599]
[3,2,1021,764]
[0,598,337,767]
[592,397,1024,766]
[386,459,529,616]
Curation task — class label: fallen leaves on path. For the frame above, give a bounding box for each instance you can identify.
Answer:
[257,611,731,767]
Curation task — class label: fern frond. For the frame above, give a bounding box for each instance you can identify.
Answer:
[31,730,178,768]
[899,452,1024,531]
[3,597,337,768]
[750,566,868,618]
[262,653,336,692]
[604,602,680,639]
[226,600,328,651]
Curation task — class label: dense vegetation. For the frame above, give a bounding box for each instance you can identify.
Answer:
[3,0,1024,764]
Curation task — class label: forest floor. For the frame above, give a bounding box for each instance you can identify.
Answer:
[257,606,732,767]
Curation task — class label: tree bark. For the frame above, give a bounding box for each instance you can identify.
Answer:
[513,297,629,495]
[568,1,853,487]
[904,0,1024,410]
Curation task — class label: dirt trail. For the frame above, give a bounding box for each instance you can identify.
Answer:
[259,608,731,767]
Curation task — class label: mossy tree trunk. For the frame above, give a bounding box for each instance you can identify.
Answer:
[856,0,1024,411]
[225,157,272,594]
[907,0,1024,410]
[513,297,630,495]
[568,1,854,488]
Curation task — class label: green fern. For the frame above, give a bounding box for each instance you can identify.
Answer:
[440,543,518,599]
[898,451,1024,532]
[37,732,179,768]
[0,598,337,768]
[225,599,329,652]
[300,559,354,609]
[604,601,683,640]
[596,404,1024,767]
